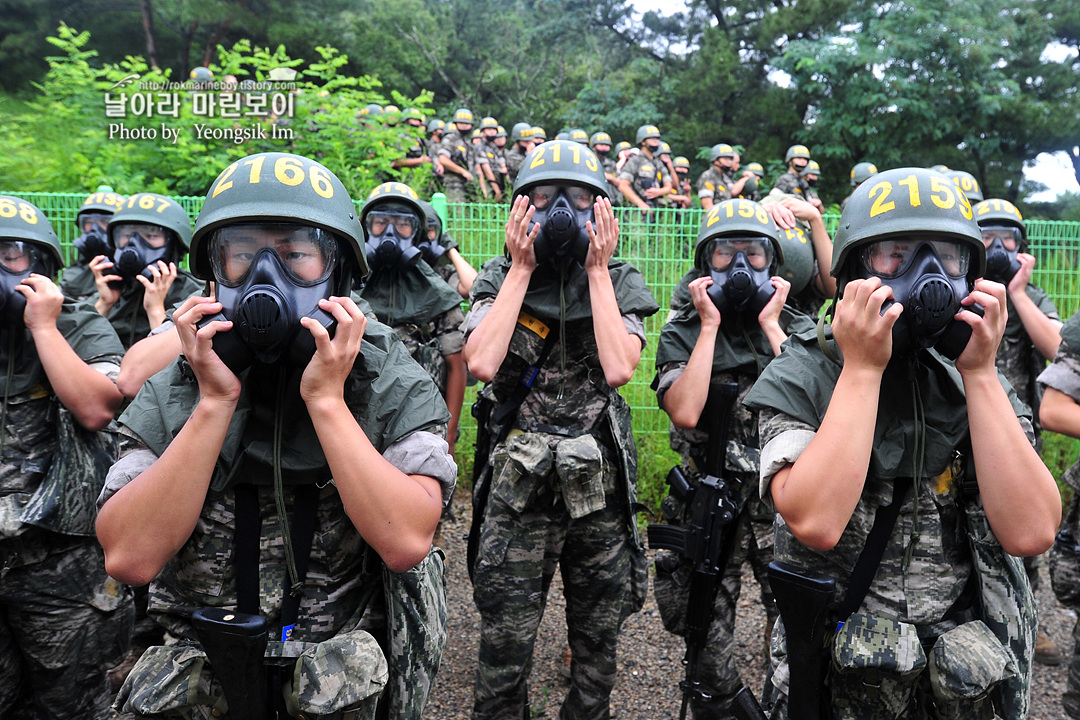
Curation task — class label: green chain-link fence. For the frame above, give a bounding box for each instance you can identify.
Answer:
[7,192,1080,439]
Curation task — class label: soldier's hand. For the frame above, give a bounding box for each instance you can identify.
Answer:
[463,170,475,182]
[138,261,178,318]
[585,197,618,273]
[832,277,900,372]
[758,276,791,327]
[688,276,720,330]
[778,196,821,222]
[955,278,1007,378]
[300,296,367,405]
[764,202,797,230]
[1007,253,1036,297]
[90,255,122,308]
[174,296,241,403]
[505,195,538,272]
[16,274,64,331]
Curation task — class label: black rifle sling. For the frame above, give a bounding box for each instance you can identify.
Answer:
[491,328,560,428]
[836,478,911,622]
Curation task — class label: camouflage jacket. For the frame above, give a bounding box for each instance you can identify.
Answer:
[1038,311,1080,423]
[772,170,808,198]
[439,130,472,172]
[996,283,1058,423]
[505,146,527,186]
[617,152,671,207]
[600,155,624,205]
[696,166,730,203]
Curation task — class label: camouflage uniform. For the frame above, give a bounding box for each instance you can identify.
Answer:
[101,317,458,720]
[745,328,1038,720]
[438,129,474,203]
[600,156,624,206]
[652,305,813,719]
[94,270,204,348]
[617,153,671,208]
[467,256,659,720]
[505,146,528,187]
[0,302,134,717]
[696,166,731,205]
[772,170,809,199]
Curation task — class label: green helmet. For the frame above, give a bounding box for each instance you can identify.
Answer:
[658,141,672,156]
[614,141,632,155]
[191,152,367,281]
[673,156,690,170]
[495,125,507,139]
[453,108,474,125]
[784,144,811,163]
[189,66,213,84]
[774,224,815,294]
[479,116,499,130]
[402,107,424,122]
[531,126,547,142]
[427,118,446,134]
[710,143,735,162]
[511,122,532,143]
[974,198,1026,245]
[0,195,64,271]
[78,189,126,219]
[359,182,426,240]
[930,164,950,173]
[512,140,609,201]
[746,162,764,177]
[555,131,570,141]
[695,198,783,273]
[383,104,400,114]
[947,169,984,203]
[417,198,442,238]
[568,128,589,145]
[471,128,482,140]
[589,131,612,148]
[635,124,661,145]
[832,167,983,289]
[359,103,383,117]
[800,159,821,177]
[850,161,878,187]
[109,193,192,254]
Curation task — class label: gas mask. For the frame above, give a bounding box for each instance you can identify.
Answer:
[859,237,978,359]
[981,225,1022,284]
[200,224,344,374]
[525,185,596,266]
[75,212,111,264]
[806,178,819,187]
[594,147,610,158]
[363,204,422,272]
[644,141,661,155]
[110,222,174,286]
[0,241,49,327]
[702,237,776,321]
[416,220,446,268]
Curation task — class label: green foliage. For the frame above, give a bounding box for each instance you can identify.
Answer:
[1042,431,1079,510]
[634,432,681,522]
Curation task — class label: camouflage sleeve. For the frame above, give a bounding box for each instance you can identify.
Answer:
[616,157,637,185]
[773,173,804,196]
[696,171,716,200]
[382,430,457,508]
[462,296,494,340]
[433,306,466,356]
[757,407,817,509]
[87,357,122,383]
[98,434,158,509]
[623,312,647,348]
[659,165,672,186]
[1037,344,1080,403]
[654,360,687,410]
[1026,284,1061,321]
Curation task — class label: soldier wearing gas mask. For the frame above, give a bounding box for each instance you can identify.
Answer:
[417,199,478,299]
[359,183,467,456]
[652,198,808,720]
[59,186,125,301]
[0,196,132,717]
[465,139,659,720]
[744,167,1059,719]
[975,197,1064,666]
[97,152,456,720]
[89,192,203,348]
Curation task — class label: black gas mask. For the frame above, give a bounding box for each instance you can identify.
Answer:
[860,237,979,359]
[416,219,447,268]
[200,224,345,374]
[525,184,596,266]
[594,147,610,158]
[0,241,49,327]
[75,212,111,264]
[109,222,174,286]
[363,204,422,272]
[981,225,1023,284]
[702,236,776,321]
[806,177,819,187]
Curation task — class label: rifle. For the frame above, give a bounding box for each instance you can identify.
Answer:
[647,382,767,720]
[192,607,269,720]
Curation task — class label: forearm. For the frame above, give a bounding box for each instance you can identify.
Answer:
[618,182,648,210]
[444,353,466,452]
[762,319,787,357]
[663,325,718,428]
[588,267,641,386]
[440,156,468,177]
[97,398,235,584]
[117,327,183,398]
[1011,292,1062,360]
[464,266,531,382]
[448,248,477,296]
[964,370,1060,556]
[307,397,442,571]
[808,215,837,297]
[94,295,115,317]
[33,326,121,429]
[1040,387,1080,437]
[771,366,882,549]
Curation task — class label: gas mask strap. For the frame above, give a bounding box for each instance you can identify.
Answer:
[0,332,14,456]
[741,324,764,377]
[272,365,303,597]
[816,298,842,367]
[558,263,567,400]
[903,375,925,571]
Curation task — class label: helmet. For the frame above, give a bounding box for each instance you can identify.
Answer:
[673,156,690,170]
[831,167,983,289]
[746,162,764,177]
[471,129,481,140]
[512,141,609,200]
[511,122,532,143]
[189,66,213,84]
[383,104,400,114]
[696,199,784,318]
[555,131,570,141]
[709,143,735,162]
[973,198,1026,245]
[850,161,878,187]
[359,103,383,117]
[800,160,821,177]
[78,189,126,218]
[109,193,192,254]
[614,141,632,155]
[589,131,612,148]
[568,128,589,145]
[360,182,427,271]
[775,225,815,294]
[479,116,499,130]
[930,164,950,173]
[495,125,507,139]
[427,118,446,134]
[190,152,367,280]
[696,199,783,271]
[453,108,474,125]
[635,125,661,145]
[947,170,984,202]
[784,144,811,163]
[531,126,547,142]
[658,141,672,156]
[0,195,64,271]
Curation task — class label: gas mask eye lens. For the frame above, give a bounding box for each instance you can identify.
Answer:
[528,185,558,210]
[566,187,596,210]
[0,241,37,273]
[980,226,1019,252]
[209,224,338,288]
[862,238,969,279]
[365,212,416,239]
[708,237,773,272]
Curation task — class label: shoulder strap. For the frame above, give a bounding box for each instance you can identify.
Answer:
[836,478,911,621]
[490,326,560,429]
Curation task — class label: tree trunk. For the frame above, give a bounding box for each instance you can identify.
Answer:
[140,0,161,70]
[202,20,231,68]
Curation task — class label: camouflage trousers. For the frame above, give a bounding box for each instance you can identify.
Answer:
[0,528,133,719]
[1065,616,1080,718]
[472,484,644,720]
[653,501,776,720]
[443,175,469,204]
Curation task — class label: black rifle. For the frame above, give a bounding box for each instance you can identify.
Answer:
[647,382,767,720]
[192,607,269,720]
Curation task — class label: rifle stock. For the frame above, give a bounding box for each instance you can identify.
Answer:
[192,607,269,720]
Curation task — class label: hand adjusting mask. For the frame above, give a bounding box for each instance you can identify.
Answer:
[110,223,174,286]
[860,237,978,359]
[75,213,111,264]
[203,224,342,373]
[364,203,422,272]
[703,237,776,321]
[0,241,48,327]
[981,226,1022,284]
[526,184,594,265]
